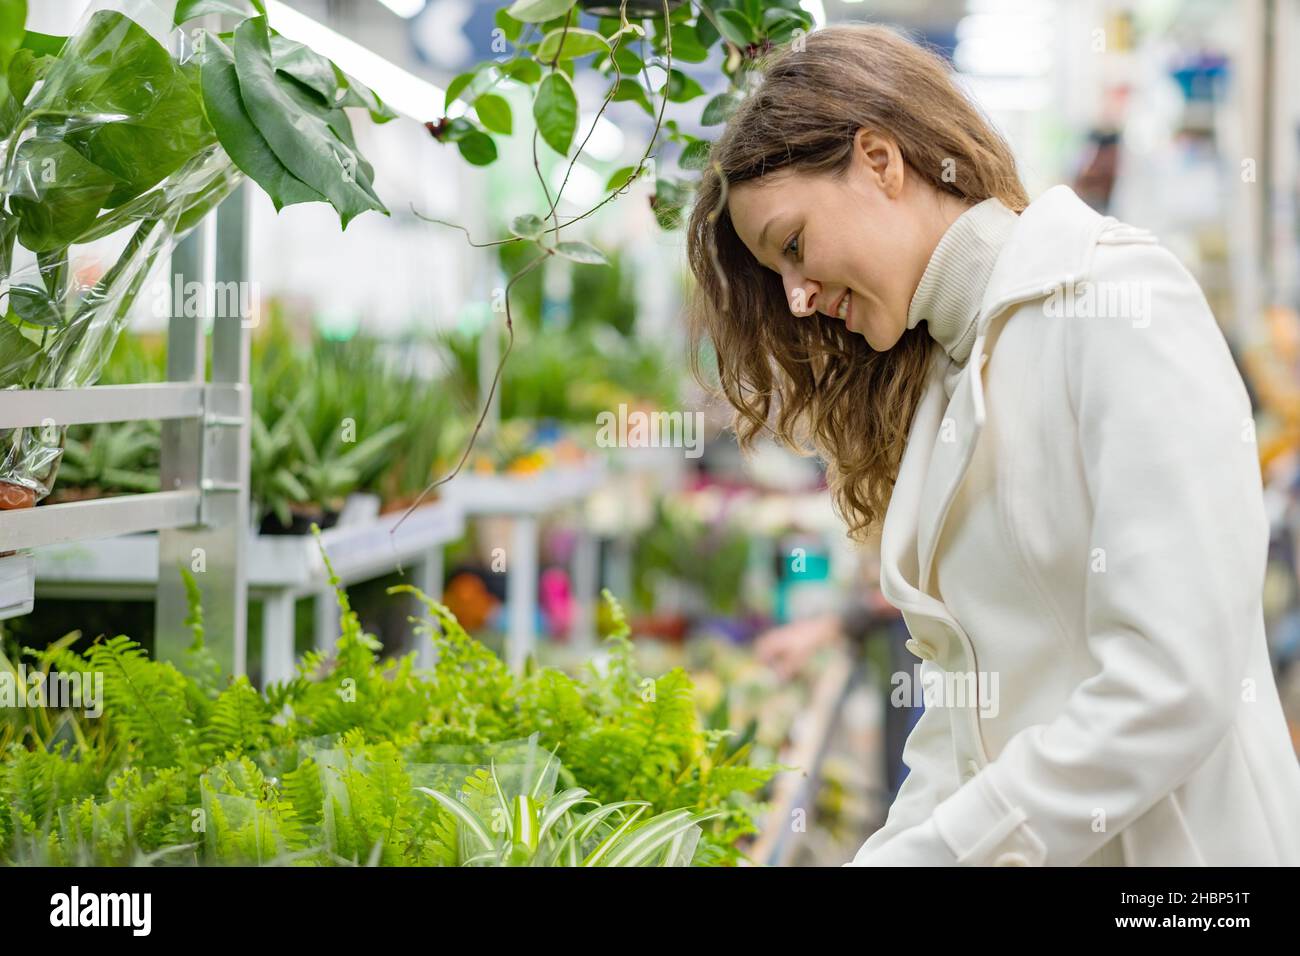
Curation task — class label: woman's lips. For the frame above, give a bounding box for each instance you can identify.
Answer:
[821,291,856,331]
[836,291,854,331]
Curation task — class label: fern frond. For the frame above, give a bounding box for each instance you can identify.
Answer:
[281,756,324,831]
[85,635,193,768]
[176,566,224,699]
[202,677,272,761]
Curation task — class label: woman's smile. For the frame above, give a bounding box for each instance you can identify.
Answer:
[833,290,853,330]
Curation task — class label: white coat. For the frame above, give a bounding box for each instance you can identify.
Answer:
[848,185,1300,866]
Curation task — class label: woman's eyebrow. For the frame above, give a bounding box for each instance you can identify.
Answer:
[756,215,790,271]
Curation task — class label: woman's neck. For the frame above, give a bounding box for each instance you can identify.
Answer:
[906,195,1020,365]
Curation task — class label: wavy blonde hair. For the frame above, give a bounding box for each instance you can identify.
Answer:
[685,23,1028,542]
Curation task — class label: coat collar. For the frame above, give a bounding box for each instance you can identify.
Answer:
[977,184,1114,324]
[880,185,1116,622]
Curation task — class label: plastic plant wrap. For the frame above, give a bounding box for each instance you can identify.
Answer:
[0,6,239,504]
[0,153,241,502]
[410,734,718,867]
[196,733,714,867]
[0,0,393,508]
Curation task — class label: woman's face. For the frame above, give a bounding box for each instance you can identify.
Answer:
[728,128,953,352]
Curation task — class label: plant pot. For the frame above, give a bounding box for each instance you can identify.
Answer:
[630,611,688,642]
[578,0,684,17]
[378,490,441,515]
[43,485,129,505]
[257,506,340,536]
[337,491,381,526]
[0,551,35,618]
[0,481,35,511]
[0,482,36,558]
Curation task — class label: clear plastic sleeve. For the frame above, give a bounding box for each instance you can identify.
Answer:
[1,2,242,506]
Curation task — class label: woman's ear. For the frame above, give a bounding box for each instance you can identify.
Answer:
[854,127,905,199]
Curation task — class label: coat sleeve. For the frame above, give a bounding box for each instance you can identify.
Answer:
[913,238,1266,866]
[844,660,961,865]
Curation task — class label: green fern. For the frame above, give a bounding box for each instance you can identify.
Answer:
[85,635,194,769]
[178,566,223,701]
[2,577,782,867]
[202,677,272,762]
[200,757,306,864]
[105,765,197,863]
[281,756,324,832]
[3,747,55,834]
[312,525,382,676]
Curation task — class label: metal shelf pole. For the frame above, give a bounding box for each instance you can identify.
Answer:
[155,185,251,676]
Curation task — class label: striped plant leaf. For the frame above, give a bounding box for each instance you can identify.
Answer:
[602,808,725,867]
[415,787,495,855]
[512,794,539,852]
[488,761,512,841]
[550,801,647,864]
[581,805,653,867]
[528,745,561,801]
[538,787,593,843]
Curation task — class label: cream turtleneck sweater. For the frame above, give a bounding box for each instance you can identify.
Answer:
[906,197,1020,394]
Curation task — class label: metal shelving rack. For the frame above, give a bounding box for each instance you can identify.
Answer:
[1,186,253,677]
[28,496,467,684]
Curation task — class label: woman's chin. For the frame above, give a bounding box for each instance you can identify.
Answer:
[859,326,890,352]
[860,321,907,352]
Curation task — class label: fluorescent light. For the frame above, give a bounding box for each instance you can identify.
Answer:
[966,0,1043,14]
[954,7,1054,77]
[799,0,827,28]
[375,0,427,17]
[266,1,444,121]
[266,1,628,160]
[549,162,604,208]
[575,111,625,162]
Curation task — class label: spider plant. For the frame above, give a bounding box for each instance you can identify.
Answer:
[417,751,722,867]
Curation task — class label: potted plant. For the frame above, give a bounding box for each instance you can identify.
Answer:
[248,308,431,531]
[419,765,721,866]
[0,0,394,513]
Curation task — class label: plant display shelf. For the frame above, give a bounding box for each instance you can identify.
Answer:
[0,552,36,621]
[29,498,466,685]
[438,460,610,671]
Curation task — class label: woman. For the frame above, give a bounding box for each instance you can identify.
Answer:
[686,23,1300,866]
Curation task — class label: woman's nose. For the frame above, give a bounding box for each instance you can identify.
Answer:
[784,276,819,317]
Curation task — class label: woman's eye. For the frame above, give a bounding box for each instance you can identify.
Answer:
[783,234,800,259]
